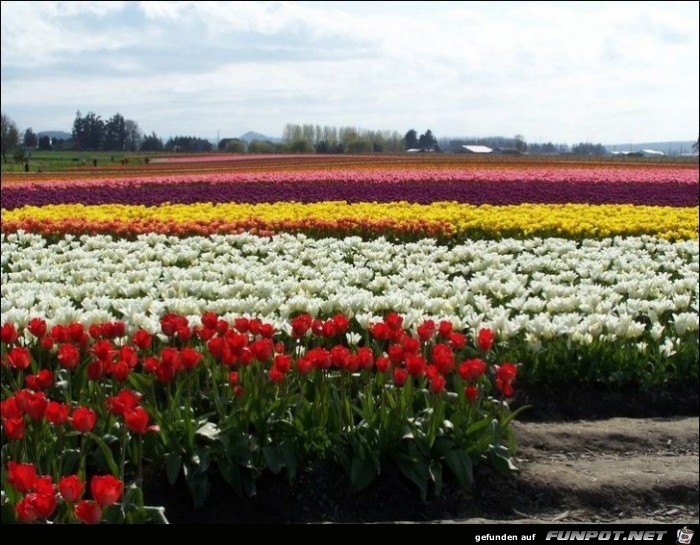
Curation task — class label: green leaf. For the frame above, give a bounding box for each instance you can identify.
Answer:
[242,470,257,498]
[183,464,210,509]
[102,504,125,524]
[429,461,443,497]
[262,445,283,474]
[87,432,120,476]
[1,501,17,524]
[281,443,298,483]
[196,421,220,441]
[217,457,242,495]
[395,455,429,501]
[444,449,474,490]
[490,452,519,475]
[432,436,455,458]
[165,452,182,485]
[61,449,82,474]
[143,506,170,524]
[350,455,376,493]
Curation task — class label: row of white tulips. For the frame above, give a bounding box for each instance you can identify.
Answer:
[1,232,698,355]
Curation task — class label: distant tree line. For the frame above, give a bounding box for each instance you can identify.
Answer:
[281,124,405,154]
[72,111,142,151]
[2,111,696,162]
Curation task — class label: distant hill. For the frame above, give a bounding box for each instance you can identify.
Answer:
[239,131,281,144]
[37,130,72,140]
[605,140,696,156]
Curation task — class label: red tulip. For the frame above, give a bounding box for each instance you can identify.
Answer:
[59,475,85,502]
[24,391,49,421]
[7,461,37,493]
[46,401,70,425]
[70,406,96,433]
[1,396,22,419]
[25,369,53,390]
[477,328,495,352]
[375,356,391,373]
[75,500,102,524]
[291,314,312,338]
[124,406,150,434]
[429,374,446,394]
[181,347,203,370]
[15,496,38,523]
[417,320,435,342]
[495,363,518,397]
[6,346,31,370]
[296,356,313,375]
[201,312,218,329]
[90,475,123,507]
[437,320,453,338]
[406,354,427,377]
[132,329,152,350]
[393,367,408,387]
[106,389,141,417]
[57,343,81,369]
[431,344,455,375]
[27,318,47,338]
[465,385,479,402]
[269,368,285,384]
[1,323,19,344]
[26,491,57,519]
[4,416,26,440]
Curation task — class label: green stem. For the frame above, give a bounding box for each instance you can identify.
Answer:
[33,420,42,474]
[120,424,129,516]
[78,434,87,480]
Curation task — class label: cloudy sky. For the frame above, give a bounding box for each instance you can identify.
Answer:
[2,1,698,144]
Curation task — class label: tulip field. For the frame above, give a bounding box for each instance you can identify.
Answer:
[1,155,698,523]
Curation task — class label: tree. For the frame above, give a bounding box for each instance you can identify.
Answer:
[140,132,164,152]
[23,128,38,148]
[38,135,52,151]
[1,113,20,163]
[418,129,437,150]
[571,142,607,155]
[347,139,372,154]
[104,113,127,151]
[404,129,418,150]
[514,134,528,153]
[693,135,699,154]
[225,139,246,154]
[72,111,105,150]
[288,139,312,153]
[124,119,142,151]
[165,136,212,152]
[248,140,276,153]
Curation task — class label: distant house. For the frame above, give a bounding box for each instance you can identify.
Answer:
[462,145,493,154]
[406,148,422,153]
[611,149,665,157]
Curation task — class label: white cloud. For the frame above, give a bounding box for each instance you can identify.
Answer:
[1,1,698,143]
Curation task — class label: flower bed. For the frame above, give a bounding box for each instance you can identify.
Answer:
[2,158,698,523]
[2,312,519,522]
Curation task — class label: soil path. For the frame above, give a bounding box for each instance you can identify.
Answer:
[479,417,699,524]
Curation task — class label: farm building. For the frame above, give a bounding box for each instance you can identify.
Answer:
[462,145,493,154]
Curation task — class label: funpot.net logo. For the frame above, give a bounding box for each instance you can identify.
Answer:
[545,531,668,541]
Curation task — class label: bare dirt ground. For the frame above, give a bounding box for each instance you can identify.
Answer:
[480,417,699,524]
